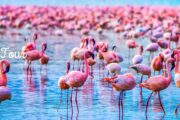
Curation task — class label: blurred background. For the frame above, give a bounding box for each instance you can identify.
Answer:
[0,0,180,6]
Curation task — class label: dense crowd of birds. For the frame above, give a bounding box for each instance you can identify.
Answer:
[0,6,180,120]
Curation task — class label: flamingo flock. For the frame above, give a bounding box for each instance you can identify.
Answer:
[0,5,179,120]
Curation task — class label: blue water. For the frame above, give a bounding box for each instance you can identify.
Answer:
[0,0,180,6]
[0,29,179,120]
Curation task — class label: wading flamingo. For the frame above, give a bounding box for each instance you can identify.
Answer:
[130,64,151,95]
[140,58,175,114]
[106,63,121,77]
[173,50,180,114]
[0,60,11,103]
[145,43,159,60]
[108,73,136,120]
[60,51,93,113]
[39,42,49,73]
[57,62,70,114]
[126,39,138,57]
[132,45,143,64]
[151,53,164,75]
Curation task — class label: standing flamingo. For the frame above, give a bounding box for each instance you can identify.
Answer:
[132,45,143,64]
[145,43,159,60]
[39,42,49,73]
[140,58,175,114]
[0,60,11,103]
[58,62,70,115]
[151,53,164,75]
[130,64,151,95]
[106,63,121,76]
[60,51,93,113]
[110,73,136,120]
[173,50,180,114]
[126,39,138,57]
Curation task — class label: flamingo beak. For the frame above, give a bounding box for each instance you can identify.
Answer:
[3,64,10,74]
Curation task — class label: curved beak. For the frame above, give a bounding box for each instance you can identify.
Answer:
[3,63,10,74]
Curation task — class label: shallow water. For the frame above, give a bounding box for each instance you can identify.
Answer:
[0,29,179,120]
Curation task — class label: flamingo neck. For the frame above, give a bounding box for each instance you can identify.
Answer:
[66,65,69,74]
[84,55,89,77]
[138,47,142,55]
[0,61,7,86]
[175,52,179,74]
[166,59,172,82]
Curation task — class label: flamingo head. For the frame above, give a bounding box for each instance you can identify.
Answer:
[158,53,164,62]
[85,51,94,59]
[90,37,96,46]
[112,45,116,51]
[1,60,10,74]
[129,65,138,73]
[33,33,38,40]
[140,45,144,53]
[42,42,47,52]
[66,61,70,72]
[111,79,121,91]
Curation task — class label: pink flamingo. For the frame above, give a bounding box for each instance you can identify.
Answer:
[57,62,70,116]
[60,51,93,113]
[126,39,138,57]
[145,43,159,60]
[39,42,49,73]
[130,64,151,95]
[151,53,164,75]
[106,73,136,120]
[174,50,180,114]
[140,58,175,114]
[0,60,11,103]
[132,45,143,64]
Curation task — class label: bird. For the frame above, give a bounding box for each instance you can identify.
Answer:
[173,50,180,114]
[132,45,143,64]
[60,51,93,112]
[139,58,175,114]
[57,62,70,112]
[145,43,159,60]
[130,64,151,95]
[23,42,46,75]
[151,53,164,75]
[126,39,138,57]
[174,50,180,87]
[21,33,38,52]
[108,73,136,120]
[106,63,121,77]
[0,60,11,103]
[39,42,49,73]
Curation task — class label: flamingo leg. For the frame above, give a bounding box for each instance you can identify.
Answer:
[57,90,63,112]
[40,64,42,73]
[67,90,69,119]
[175,104,180,114]
[75,88,79,113]
[73,61,74,70]
[140,75,143,95]
[158,92,166,114]
[70,88,73,120]
[120,91,124,120]
[118,92,121,120]
[146,91,153,114]
[46,65,48,75]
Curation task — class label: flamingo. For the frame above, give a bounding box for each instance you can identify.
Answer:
[145,43,159,60]
[0,60,11,103]
[151,53,164,75]
[23,42,46,75]
[173,50,180,114]
[57,62,70,113]
[157,39,168,50]
[108,73,136,120]
[60,51,93,112]
[106,63,121,77]
[39,42,49,73]
[126,39,138,57]
[132,45,143,64]
[21,33,38,52]
[130,64,151,95]
[139,58,175,114]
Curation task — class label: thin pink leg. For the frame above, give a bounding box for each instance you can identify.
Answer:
[140,75,143,96]
[158,92,166,114]
[67,90,69,119]
[57,90,62,112]
[120,91,124,120]
[70,88,74,120]
[118,92,121,120]
[146,91,153,114]
[75,88,79,113]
